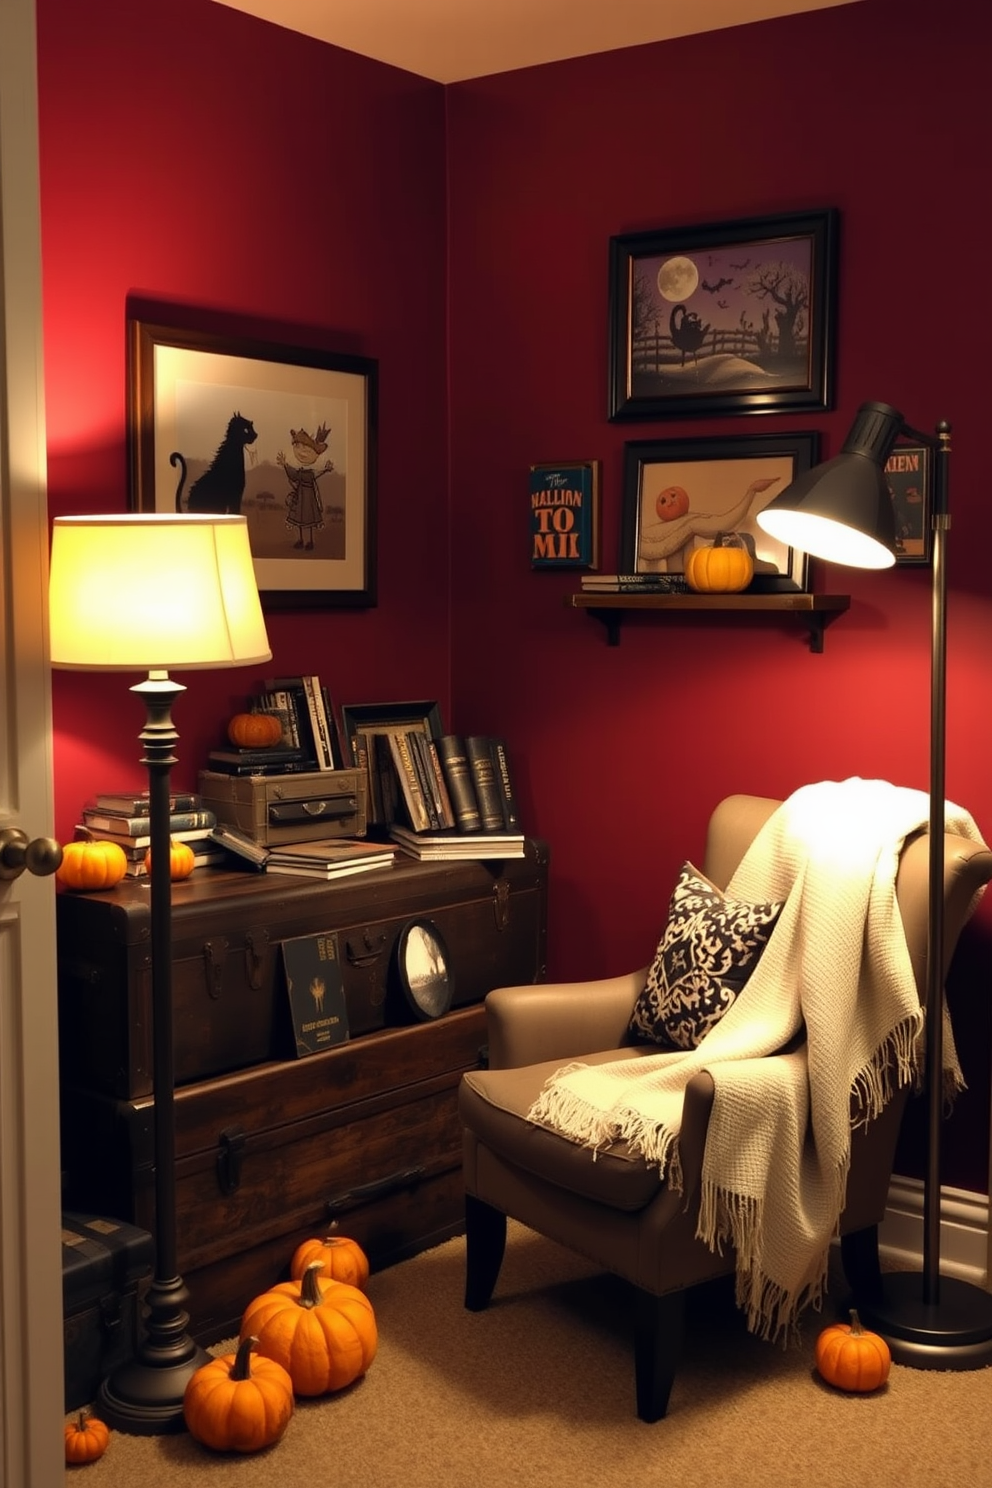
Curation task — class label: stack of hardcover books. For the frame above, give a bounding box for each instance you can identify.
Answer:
[77,790,223,876]
[264,837,398,882]
[385,733,526,860]
[579,573,689,594]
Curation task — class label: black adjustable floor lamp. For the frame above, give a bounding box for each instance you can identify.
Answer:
[757,401,992,1367]
[49,513,272,1429]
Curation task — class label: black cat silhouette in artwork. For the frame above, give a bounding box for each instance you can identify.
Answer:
[171,412,257,513]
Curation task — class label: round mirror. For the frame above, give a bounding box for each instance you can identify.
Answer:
[396,919,453,1021]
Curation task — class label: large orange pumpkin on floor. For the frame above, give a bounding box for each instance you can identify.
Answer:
[290,1234,370,1290]
[183,1334,295,1453]
[815,1309,891,1392]
[241,1260,377,1396]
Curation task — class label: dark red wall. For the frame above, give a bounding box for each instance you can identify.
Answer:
[444,0,992,1190]
[37,0,992,1190]
[37,0,451,817]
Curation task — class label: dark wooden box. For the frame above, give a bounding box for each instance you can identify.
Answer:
[62,1004,488,1341]
[61,1212,154,1411]
[57,841,548,1099]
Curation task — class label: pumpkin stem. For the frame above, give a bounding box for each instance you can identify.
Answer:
[76,1410,89,1429]
[714,531,727,547]
[300,1259,326,1308]
[230,1334,258,1381]
[848,1308,864,1335]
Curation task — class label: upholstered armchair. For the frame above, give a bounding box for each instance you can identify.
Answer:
[459,793,992,1421]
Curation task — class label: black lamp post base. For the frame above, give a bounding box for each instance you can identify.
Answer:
[859,1271,992,1369]
[97,1337,211,1435]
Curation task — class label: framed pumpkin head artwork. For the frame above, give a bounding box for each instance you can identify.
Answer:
[619,431,819,593]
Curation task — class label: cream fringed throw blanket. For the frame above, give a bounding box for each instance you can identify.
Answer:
[528,779,987,1342]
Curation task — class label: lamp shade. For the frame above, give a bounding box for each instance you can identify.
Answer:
[49,514,271,670]
[756,401,903,570]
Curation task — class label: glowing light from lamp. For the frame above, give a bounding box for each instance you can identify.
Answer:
[49,513,271,671]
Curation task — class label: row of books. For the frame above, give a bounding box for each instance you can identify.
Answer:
[206,674,342,776]
[356,731,520,838]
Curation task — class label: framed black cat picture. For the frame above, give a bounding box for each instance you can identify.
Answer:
[128,314,378,608]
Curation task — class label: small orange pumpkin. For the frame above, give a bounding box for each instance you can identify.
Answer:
[241,1260,377,1397]
[290,1234,370,1291]
[143,838,196,880]
[183,1334,295,1453]
[56,840,128,892]
[684,531,754,593]
[228,712,283,749]
[64,1410,110,1464]
[815,1309,891,1392]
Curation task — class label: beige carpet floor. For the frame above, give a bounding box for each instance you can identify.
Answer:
[65,1222,992,1487]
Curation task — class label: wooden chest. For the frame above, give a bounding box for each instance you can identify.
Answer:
[57,842,548,1099]
[57,844,548,1341]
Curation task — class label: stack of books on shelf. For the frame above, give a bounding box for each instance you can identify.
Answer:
[264,838,398,881]
[579,573,690,594]
[206,674,341,776]
[77,791,224,877]
[383,732,526,860]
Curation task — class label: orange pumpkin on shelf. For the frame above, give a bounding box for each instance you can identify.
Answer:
[143,838,197,880]
[227,712,283,749]
[290,1234,370,1291]
[684,531,754,594]
[56,839,128,892]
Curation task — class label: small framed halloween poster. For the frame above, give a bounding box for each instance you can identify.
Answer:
[530,460,600,569]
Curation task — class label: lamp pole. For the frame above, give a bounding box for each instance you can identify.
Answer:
[97,672,211,1431]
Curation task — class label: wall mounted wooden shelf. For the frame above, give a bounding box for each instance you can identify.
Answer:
[566,591,851,652]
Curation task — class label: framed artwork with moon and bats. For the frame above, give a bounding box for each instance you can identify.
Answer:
[608,210,838,420]
[619,431,820,592]
[128,314,378,608]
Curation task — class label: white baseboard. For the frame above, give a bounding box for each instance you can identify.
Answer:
[875,1174,989,1288]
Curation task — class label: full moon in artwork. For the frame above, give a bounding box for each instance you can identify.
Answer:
[656,255,699,301]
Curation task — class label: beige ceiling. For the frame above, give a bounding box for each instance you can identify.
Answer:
[210,0,860,83]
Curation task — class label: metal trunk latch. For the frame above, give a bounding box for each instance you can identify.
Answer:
[216,1125,247,1195]
[202,937,229,1000]
[492,878,510,931]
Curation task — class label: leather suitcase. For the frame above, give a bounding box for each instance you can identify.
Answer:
[56,840,548,1099]
[61,1006,489,1342]
[61,1212,154,1410]
[197,767,368,845]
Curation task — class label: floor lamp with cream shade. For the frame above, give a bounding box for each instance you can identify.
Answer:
[48,512,272,1430]
[757,401,992,1367]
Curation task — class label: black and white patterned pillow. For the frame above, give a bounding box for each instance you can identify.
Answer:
[628,862,783,1050]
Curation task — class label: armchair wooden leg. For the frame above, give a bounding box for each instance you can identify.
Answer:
[840,1224,884,1307]
[464,1194,507,1312]
[633,1287,685,1423]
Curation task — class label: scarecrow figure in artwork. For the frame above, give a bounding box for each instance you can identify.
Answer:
[278,423,333,549]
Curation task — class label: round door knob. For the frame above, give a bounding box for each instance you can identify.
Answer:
[0,829,64,881]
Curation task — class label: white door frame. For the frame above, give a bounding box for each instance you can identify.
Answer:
[0,0,66,1482]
